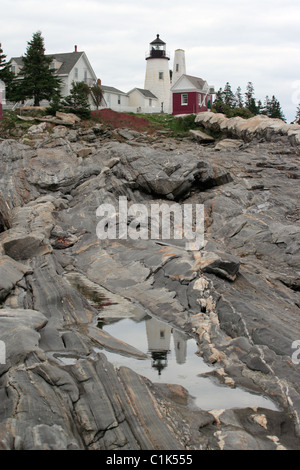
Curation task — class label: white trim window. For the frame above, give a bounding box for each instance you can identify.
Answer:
[74,67,79,80]
[181,93,188,105]
[159,72,164,80]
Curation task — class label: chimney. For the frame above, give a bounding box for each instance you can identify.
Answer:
[97,78,101,86]
[74,45,77,52]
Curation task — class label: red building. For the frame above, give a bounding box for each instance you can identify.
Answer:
[171,74,215,115]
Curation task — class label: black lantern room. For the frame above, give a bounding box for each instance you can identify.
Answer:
[146,34,170,60]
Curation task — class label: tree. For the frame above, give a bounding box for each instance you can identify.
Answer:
[235,86,244,108]
[257,99,262,114]
[223,82,237,108]
[245,82,259,115]
[90,84,104,110]
[261,95,285,121]
[212,88,227,114]
[62,81,91,119]
[215,87,225,104]
[0,43,14,85]
[294,104,300,123]
[18,31,61,106]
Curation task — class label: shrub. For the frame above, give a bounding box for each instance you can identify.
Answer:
[61,81,91,119]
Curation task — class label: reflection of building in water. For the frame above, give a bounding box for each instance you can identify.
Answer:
[145,317,188,375]
[173,329,188,365]
[146,317,172,375]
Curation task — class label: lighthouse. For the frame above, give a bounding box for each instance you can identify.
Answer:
[144,34,171,113]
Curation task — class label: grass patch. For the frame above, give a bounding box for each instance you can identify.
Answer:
[91,110,201,137]
[127,112,199,137]
[0,110,36,138]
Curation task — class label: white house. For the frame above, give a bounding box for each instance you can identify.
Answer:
[127,88,158,113]
[99,85,159,113]
[0,80,6,105]
[9,46,98,104]
[100,85,130,111]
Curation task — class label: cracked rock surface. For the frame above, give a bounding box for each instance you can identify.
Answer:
[0,118,300,450]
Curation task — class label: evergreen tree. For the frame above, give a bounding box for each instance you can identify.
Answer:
[245,82,258,114]
[62,81,91,119]
[0,43,14,84]
[212,88,226,114]
[260,95,268,115]
[235,86,244,108]
[257,99,262,114]
[223,82,237,108]
[262,95,285,121]
[295,104,300,124]
[18,31,61,106]
[215,87,225,103]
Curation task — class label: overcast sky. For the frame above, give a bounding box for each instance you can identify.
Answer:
[1,0,300,122]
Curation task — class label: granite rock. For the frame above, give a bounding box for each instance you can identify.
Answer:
[0,120,300,450]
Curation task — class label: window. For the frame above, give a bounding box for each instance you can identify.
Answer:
[74,68,78,80]
[84,70,88,83]
[149,99,152,106]
[118,95,121,105]
[11,65,16,75]
[159,72,164,80]
[181,93,188,105]
[176,64,179,72]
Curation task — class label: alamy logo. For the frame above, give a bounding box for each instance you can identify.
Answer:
[292,340,300,365]
[291,80,300,106]
[0,340,6,365]
[96,197,204,251]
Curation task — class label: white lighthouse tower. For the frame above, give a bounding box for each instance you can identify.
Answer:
[144,34,171,113]
[172,49,186,86]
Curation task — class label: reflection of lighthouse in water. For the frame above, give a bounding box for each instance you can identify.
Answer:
[145,317,188,375]
[173,329,188,365]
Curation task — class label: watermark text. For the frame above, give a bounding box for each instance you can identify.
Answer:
[0,340,6,365]
[96,197,204,251]
[292,340,300,365]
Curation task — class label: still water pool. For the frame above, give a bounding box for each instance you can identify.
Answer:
[98,316,278,411]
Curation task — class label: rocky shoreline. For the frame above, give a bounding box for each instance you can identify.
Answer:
[0,113,300,450]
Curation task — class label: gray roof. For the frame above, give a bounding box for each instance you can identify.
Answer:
[10,57,24,66]
[127,88,157,99]
[50,52,85,75]
[183,75,206,90]
[134,88,157,99]
[101,85,127,95]
[11,51,91,76]
[171,74,208,92]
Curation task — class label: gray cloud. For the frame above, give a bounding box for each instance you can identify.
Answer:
[1,0,300,122]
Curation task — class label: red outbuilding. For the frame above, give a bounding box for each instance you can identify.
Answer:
[171,74,215,115]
